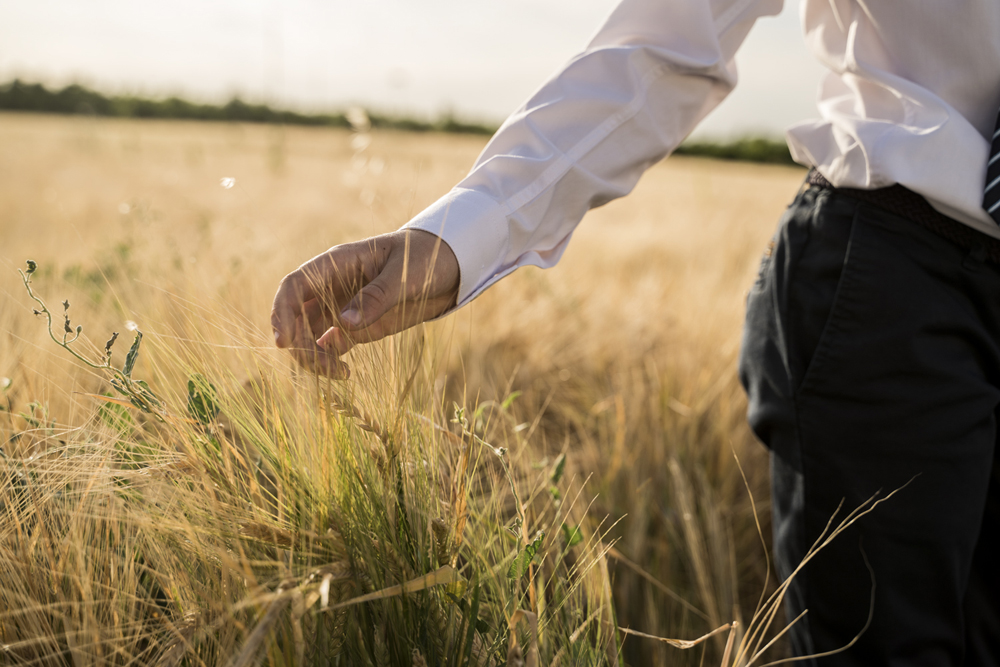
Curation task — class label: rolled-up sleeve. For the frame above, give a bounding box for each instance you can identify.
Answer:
[405,0,783,308]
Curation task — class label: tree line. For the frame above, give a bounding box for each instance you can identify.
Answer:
[0,79,795,165]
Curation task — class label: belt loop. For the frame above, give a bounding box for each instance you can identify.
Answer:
[807,170,1000,264]
[791,169,813,207]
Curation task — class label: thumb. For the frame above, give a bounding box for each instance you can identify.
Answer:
[339,269,400,331]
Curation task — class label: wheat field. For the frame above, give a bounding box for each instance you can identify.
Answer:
[0,112,807,666]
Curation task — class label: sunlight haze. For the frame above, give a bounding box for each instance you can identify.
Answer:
[0,0,825,139]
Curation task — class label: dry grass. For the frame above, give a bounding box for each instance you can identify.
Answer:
[0,112,807,665]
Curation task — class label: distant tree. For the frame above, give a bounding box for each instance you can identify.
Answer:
[0,79,794,164]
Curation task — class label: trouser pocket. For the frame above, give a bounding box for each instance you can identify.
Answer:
[738,187,856,457]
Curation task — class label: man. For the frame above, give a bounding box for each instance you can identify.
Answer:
[271,0,1000,663]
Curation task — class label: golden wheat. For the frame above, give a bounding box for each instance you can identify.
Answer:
[0,111,806,665]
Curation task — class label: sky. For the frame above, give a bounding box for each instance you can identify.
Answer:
[0,0,826,139]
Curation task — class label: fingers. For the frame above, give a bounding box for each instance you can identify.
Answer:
[271,272,317,349]
[317,293,455,355]
[272,241,380,377]
[299,298,337,341]
[315,326,357,355]
[291,343,351,379]
[271,243,373,348]
[338,268,401,331]
[286,321,351,379]
[336,230,459,332]
[272,230,459,378]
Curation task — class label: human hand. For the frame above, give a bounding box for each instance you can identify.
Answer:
[271,229,459,378]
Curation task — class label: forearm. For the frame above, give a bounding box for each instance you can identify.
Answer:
[406,0,784,310]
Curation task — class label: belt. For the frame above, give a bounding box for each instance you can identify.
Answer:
[807,170,1000,264]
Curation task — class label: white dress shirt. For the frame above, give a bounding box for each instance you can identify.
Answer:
[405,0,1000,308]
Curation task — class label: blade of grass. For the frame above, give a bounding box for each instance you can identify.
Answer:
[327,566,461,611]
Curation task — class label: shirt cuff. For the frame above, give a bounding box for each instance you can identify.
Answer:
[403,187,509,309]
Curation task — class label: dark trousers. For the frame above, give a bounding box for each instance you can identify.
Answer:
[738,185,1000,665]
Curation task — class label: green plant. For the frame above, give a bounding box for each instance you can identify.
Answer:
[19,259,163,417]
[5,260,622,666]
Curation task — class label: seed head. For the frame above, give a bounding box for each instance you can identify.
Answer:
[105,332,119,357]
[25,260,36,275]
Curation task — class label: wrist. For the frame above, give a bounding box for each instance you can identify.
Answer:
[402,188,508,308]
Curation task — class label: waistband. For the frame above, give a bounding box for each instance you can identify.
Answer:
[807,170,1000,264]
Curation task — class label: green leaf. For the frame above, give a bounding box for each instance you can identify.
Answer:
[122,332,142,377]
[98,392,133,432]
[451,404,467,428]
[19,412,41,428]
[500,390,522,411]
[561,523,583,547]
[133,380,161,408]
[506,516,523,538]
[550,452,566,484]
[187,374,219,425]
[461,583,482,666]
[528,531,544,555]
[446,592,466,612]
[506,531,544,580]
[506,551,528,580]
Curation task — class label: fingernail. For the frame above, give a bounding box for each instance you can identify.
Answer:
[340,308,360,328]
